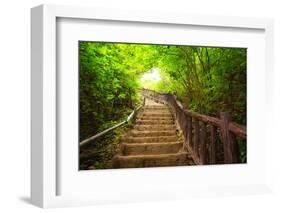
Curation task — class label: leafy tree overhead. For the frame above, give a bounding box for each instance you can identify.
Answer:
[154,46,246,125]
[79,42,158,140]
[79,42,247,168]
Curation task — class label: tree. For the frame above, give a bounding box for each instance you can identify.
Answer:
[79,42,247,167]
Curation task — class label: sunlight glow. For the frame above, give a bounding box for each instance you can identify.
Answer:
[141,68,161,82]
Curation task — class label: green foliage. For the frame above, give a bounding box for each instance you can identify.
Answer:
[154,46,246,126]
[79,42,247,166]
[79,42,158,169]
[79,42,157,140]
[79,128,122,170]
[151,45,246,163]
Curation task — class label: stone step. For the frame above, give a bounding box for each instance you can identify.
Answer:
[135,124,176,131]
[122,142,183,155]
[112,152,189,168]
[144,110,171,114]
[109,99,195,168]
[123,135,178,143]
[136,120,174,125]
[142,113,173,117]
[131,130,176,137]
[144,106,170,110]
[144,105,169,109]
[144,107,168,110]
[140,117,173,121]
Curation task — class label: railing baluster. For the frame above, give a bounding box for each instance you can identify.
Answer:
[194,119,199,158]
[232,136,240,163]
[220,112,235,164]
[199,121,207,164]
[141,89,246,165]
[210,125,217,164]
[187,115,192,148]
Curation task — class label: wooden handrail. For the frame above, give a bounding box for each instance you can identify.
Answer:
[80,105,142,148]
[142,88,247,164]
[142,88,246,138]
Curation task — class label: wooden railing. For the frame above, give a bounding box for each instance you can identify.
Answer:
[80,105,142,148]
[142,88,246,165]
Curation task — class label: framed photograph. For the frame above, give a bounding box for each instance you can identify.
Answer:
[31,4,274,208]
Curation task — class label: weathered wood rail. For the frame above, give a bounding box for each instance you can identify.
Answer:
[80,105,142,148]
[142,88,246,165]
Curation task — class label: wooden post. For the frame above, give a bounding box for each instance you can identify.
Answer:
[187,116,192,148]
[210,125,217,164]
[199,121,207,164]
[220,112,235,164]
[194,119,199,158]
[143,97,146,106]
[232,139,240,163]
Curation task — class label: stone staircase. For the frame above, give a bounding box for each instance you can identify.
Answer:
[112,99,193,168]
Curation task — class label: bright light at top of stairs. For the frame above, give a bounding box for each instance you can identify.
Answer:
[141,68,161,82]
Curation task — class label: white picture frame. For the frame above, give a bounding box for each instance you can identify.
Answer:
[31,4,274,208]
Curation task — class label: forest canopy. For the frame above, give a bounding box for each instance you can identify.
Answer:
[79,42,246,141]
[79,42,247,169]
